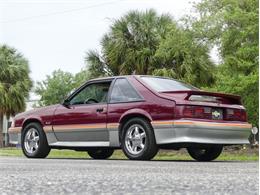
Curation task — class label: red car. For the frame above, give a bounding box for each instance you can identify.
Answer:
[8,75,252,161]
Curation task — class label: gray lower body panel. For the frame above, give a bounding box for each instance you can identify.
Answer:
[9,133,21,145]
[54,131,109,142]
[153,120,251,145]
[8,120,251,148]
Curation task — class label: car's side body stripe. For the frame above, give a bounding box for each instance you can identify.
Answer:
[43,123,120,133]
[51,124,106,132]
[9,120,252,134]
[152,120,252,129]
[43,126,53,133]
[8,127,22,133]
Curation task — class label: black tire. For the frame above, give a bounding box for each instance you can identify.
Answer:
[187,145,223,161]
[21,122,50,158]
[88,148,114,159]
[121,117,158,160]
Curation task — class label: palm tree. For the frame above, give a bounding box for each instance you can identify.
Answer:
[85,9,214,88]
[0,45,32,147]
[85,9,174,76]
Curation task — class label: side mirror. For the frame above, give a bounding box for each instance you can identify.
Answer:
[62,99,70,107]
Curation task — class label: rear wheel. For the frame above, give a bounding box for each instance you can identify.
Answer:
[121,118,158,160]
[21,122,50,158]
[187,145,223,161]
[88,148,114,159]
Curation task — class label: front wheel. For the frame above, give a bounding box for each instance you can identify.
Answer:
[187,145,223,161]
[21,122,50,158]
[88,148,114,159]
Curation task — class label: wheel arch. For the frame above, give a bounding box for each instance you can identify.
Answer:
[118,109,153,143]
[22,117,43,132]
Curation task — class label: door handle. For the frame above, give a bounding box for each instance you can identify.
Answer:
[96,108,104,113]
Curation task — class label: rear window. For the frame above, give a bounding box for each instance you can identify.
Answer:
[141,77,197,92]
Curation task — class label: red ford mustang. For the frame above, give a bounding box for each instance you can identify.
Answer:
[8,75,252,161]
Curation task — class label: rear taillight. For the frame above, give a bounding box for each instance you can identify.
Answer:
[175,106,247,121]
[226,109,247,121]
[176,105,212,119]
[183,106,193,118]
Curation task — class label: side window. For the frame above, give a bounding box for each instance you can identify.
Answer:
[70,82,111,105]
[110,79,142,103]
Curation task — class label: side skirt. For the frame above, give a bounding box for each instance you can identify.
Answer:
[49,141,110,147]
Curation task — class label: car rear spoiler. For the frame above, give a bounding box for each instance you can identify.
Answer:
[160,90,241,105]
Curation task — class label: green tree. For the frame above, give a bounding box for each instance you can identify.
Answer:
[0,45,32,147]
[86,9,173,76]
[154,25,215,87]
[35,69,92,106]
[84,50,112,78]
[85,9,214,87]
[35,70,76,106]
[192,0,259,126]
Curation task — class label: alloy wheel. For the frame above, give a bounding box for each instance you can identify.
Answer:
[24,128,40,154]
[125,124,146,155]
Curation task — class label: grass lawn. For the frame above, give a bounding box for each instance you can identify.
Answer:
[0,146,258,161]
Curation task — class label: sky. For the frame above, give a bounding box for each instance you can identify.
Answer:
[0,0,217,87]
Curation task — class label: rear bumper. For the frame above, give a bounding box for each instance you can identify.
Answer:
[152,120,252,145]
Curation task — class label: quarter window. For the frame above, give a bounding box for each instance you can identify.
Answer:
[110,79,142,103]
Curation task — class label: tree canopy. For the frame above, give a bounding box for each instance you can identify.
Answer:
[154,25,215,87]
[190,0,259,126]
[85,9,215,87]
[0,45,32,116]
[0,44,32,147]
[35,70,79,106]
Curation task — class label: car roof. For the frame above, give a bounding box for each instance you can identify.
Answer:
[88,75,135,82]
[88,75,177,82]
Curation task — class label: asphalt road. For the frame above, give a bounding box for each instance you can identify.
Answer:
[0,157,258,195]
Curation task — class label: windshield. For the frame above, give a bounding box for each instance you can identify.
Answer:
[141,76,198,92]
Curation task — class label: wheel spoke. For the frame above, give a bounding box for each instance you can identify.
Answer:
[140,143,145,149]
[140,132,146,139]
[134,126,139,136]
[34,136,39,142]
[133,146,138,152]
[34,142,39,151]
[28,145,33,153]
[32,130,36,138]
[127,133,133,141]
[27,131,32,140]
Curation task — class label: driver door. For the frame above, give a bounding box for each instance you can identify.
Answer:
[52,81,111,142]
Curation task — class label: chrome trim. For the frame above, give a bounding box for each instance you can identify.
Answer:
[49,141,110,147]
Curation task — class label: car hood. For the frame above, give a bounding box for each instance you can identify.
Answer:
[15,104,60,118]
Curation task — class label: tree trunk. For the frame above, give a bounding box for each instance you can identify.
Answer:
[0,113,3,148]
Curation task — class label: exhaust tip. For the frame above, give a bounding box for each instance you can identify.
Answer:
[251,127,258,135]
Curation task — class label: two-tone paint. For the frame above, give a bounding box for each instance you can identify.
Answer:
[8,75,252,148]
